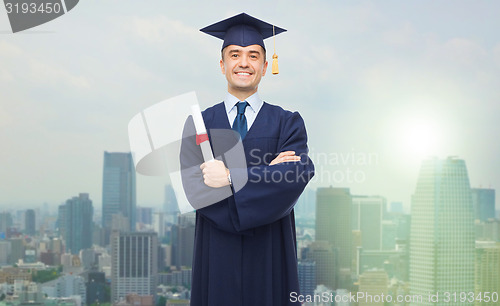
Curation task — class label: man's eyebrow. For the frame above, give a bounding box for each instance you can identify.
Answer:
[227,49,242,53]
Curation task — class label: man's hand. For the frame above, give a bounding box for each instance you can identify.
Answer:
[200,160,230,188]
[270,151,301,166]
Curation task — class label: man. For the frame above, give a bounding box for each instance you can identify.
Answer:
[181,13,315,306]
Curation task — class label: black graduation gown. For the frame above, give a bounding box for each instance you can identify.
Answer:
[184,101,315,306]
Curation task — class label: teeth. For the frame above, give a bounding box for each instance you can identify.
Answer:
[237,72,250,75]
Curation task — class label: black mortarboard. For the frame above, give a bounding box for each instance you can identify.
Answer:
[200,13,286,74]
[200,13,286,51]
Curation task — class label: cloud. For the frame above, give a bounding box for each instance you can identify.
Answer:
[0,40,91,89]
[493,43,500,67]
[437,38,487,67]
[383,22,418,47]
[121,15,199,44]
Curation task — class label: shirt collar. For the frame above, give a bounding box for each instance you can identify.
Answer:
[224,92,263,114]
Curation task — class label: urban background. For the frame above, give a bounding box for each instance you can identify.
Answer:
[1,1,499,305]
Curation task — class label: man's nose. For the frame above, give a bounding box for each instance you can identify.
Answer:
[239,56,249,67]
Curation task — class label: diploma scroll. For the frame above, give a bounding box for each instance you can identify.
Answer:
[191,104,214,162]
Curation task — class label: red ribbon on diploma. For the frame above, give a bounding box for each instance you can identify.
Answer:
[196,133,209,145]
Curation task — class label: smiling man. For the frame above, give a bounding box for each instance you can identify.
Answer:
[221,44,266,101]
[186,13,315,306]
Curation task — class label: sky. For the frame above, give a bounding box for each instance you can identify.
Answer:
[1,0,499,214]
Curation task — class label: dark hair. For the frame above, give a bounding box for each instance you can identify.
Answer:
[221,46,267,62]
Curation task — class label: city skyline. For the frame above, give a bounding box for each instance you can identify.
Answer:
[102,152,136,233]
[1,1,499,213]
[0,156,498,305]
[409,157,475,305]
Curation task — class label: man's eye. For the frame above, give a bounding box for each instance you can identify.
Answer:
[231,54,238,57]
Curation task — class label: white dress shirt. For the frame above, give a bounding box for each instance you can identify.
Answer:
[223,92,264,130]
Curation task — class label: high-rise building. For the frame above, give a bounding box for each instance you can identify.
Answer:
[409,157,475,305]
[0,241,10,265]
[57,205,66,239]
[306,241,336,290]
[98,252,111,277]
[102,152,136,233]
[80,248,96,270]
[24,209,35,236]
[8,238,24,265]
[471,188,495,222]
[40,274,87,302]
[358,269,389,306]
[295,188,316,219]
[164,184,179,214]
[475,241,500,304]
[0,212,13,234]
[137,207,153,226]
[59,193,94,255]
[352,230,362,276]
[390,202,404,214]
[86,271,106,305]
[316,187,351,272]
[153,212,166,238]
[171,212,195,268]
[164,184,179,226]
[111,231,158,303]
[475,218,500,241]
[396,214,411,241]
[111,213,130,232]
[352,195,386,251]
[298,259,316,297]
[381,219,397,250]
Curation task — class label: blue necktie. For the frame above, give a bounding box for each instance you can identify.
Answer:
[232,101,248,140]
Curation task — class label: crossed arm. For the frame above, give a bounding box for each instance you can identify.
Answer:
[181,111,315,232]
[200,151,301,188]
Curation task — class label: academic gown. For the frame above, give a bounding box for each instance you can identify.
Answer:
[181,101,315,306]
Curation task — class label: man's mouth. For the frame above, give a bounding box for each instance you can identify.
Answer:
[235,72,252,76]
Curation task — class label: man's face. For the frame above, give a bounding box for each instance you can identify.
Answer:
[220,44,268,99]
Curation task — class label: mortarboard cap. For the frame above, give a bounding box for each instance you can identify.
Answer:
[200,13,286,74]
[200,12,286,52]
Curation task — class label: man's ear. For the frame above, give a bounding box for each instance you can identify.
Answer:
[262,60,269,76]
[220,59,225,74]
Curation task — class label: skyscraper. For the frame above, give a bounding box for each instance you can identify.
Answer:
[0,212,13,234]
[316,187,352,271]
[59,193,94,255]
[40,273,87,302]
[295,188,316,219]
[471,188,496,222]
[24,209,35,236]
[171,212,195,269]
[298,259,316,297]
[111,231,158,303]
[136,207,153,226]
[316,187,352,289]
[475,241,500,302]
[409,157,475,305]
[86,271,106,305]
[57,205,66,239]
[164,184,179,226]
[102,152,136,233]
[164,184,179,214]
[0,241,10,265]
[352,195,386,251]
[8,238,24,265]
[358,269,389,306]
[306,241,337,290]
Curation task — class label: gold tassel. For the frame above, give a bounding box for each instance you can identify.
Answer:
[272,53,279,74]
[271,25,279,75]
